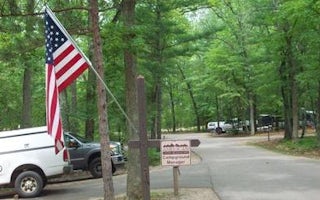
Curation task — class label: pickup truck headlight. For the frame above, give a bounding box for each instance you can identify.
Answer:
[0,165,2,172]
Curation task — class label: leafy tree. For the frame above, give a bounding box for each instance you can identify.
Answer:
[204,0,262,134]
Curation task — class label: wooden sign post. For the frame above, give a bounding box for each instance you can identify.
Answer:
[136,75,150,200]
[128,76,200,200]
[161,140,191,195]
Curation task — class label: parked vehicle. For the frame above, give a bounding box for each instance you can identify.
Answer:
[0,126,72,198]
[64,132,125,178]
[207,121,232,134]
[207,122,217,132]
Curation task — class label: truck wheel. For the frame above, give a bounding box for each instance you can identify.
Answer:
[89,157,102,178]
[112,161,116,174]
[89,158,117,178]
[14,171,43,198]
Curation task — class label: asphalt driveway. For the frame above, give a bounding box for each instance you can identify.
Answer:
[187,133,320,200]
[2,132,320,200]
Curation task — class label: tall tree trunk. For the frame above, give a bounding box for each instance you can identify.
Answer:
[151,89,156,138]
[150,79,162,139]
[85,39,96,140]
[89,0,114,199]
[280,58,292,139]
[85,64,96,140]
[21,0,34,128]
[249,93,255,135]
[155,82,162,139]
[285,33,299,139]
[22,66,32,128]
[316,81,320,144]
[285,32,299,139]
[151,82,162,139]
[150,114,156,139]
[60,90,71,131]
[168,81,176,132]
[8,0,18,14]
[150,2,164,139]
[121,1,141,199]
[178,66,200,131]
[70,83,79,133]
[291,76,299,139]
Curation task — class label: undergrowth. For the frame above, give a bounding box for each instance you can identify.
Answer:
[254,136,320,159]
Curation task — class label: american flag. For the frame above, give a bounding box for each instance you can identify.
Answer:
[45,7,89,154]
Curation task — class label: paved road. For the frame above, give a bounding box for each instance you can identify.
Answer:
[2,133,320,200]
[193,133,320,200]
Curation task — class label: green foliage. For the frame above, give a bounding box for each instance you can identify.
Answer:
[279,137,320,152]
[0,0,320,139]
[148,148,160,166]
[255,136,320,158]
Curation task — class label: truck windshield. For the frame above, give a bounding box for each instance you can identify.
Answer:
[69,133,92,143]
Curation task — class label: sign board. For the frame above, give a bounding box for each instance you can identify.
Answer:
[161,140,191,166]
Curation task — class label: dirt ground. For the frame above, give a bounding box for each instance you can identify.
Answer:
[56,151,220,200]
[114,188,219,200]
[111,151,220,200]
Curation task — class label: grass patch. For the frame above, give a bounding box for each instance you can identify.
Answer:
[254,136,320,159]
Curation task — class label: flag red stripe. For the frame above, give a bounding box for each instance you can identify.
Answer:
[48,66,58,132]
[46,63,64,154]
[54,44,75,67]
[58,62,89,91]
[49,91,57,128]
[55,53,82,79]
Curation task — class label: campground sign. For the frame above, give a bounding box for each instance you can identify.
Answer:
[161,140,191,166]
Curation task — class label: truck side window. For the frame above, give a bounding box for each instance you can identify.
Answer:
[65,134,78,148]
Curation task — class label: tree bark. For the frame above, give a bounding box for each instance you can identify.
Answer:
[316,81,320,144]
[22,65,32,128]
[168,81,176,132]
[283,27,299,140]
[85,64,96,140]
[249,94,255,135]
[280,58,292,139]
[154,82,162,139]
[89,0,114,199]
[178,66,201,132]
[70,83,79,133]
[121,0,142,199]
[285,32,299,139]
[21,0,34,128]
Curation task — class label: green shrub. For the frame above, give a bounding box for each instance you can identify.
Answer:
[148,148,160,166]
[255,136,320,158]
[279,137,319,152]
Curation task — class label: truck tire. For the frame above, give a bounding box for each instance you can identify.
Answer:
[89,157,116,178]
[89,157,102,178]
[14,171,44,198]
[112,161,116,174]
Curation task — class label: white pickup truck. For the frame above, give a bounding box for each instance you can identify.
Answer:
[0,126,72,198]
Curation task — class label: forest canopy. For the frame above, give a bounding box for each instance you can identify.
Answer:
[0,0,320,141]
